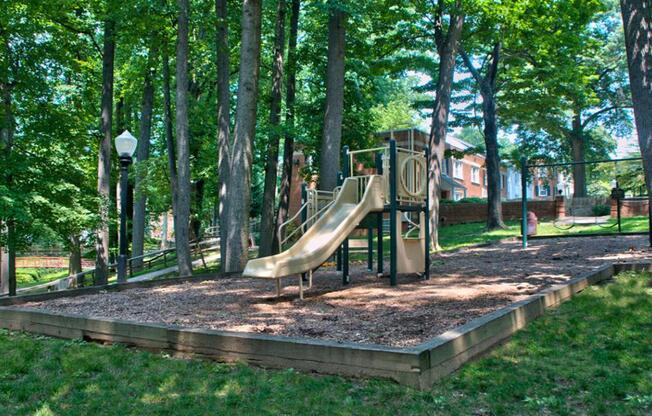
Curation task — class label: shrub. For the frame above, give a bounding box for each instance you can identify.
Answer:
[459,197,487,204]
[592,204,611,216]
[440,197,487,204]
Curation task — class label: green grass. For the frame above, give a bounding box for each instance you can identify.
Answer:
[438,221,520,250]
[2,271,652,415]
[16,268,69,288]
[437,216,648,251]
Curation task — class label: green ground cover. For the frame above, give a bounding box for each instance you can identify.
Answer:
[1,271,651,415]
[438,216,648,251]
[16,268,69,288]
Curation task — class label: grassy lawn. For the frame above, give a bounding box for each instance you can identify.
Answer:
[437,215,648,251]
[2,271,651,415]
[16,268,69,289]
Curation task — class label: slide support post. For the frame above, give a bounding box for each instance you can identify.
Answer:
[424,145,431,280]
[521,156,528,249]
[389,139,398,286]
[375,152,384,276]
[336,171,343,271]
[301,183,308,281]
[342,147,350,285]
[367,226,373,271]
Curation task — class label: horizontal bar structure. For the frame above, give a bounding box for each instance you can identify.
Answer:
[527,156,642,169]
[1,262,650,389]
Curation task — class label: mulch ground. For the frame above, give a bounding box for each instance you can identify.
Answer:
[21,235,652,347]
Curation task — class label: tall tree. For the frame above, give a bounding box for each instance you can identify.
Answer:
[273,0,300,254]
[499,1,628,196]
[216,0,231,269]
[162,45,178,241]
[223,0,263,272]
[95,14,116,285]
[460,42,505,229]
[259,0,287,257]
[175,0,193,276]
[0,17,16,295]
[620,0,652,229]
[428,0,465,249]
[318,3,346,191]
[132,47,156,270]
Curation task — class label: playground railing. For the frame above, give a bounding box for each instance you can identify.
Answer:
[278,187,341,250]
[347,146,388,177]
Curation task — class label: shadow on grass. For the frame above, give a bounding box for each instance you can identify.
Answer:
[2,272,652,415]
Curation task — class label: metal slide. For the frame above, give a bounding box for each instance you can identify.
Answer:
[243,175,385,279]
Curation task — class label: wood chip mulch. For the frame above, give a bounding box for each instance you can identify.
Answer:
[21,235,652,347]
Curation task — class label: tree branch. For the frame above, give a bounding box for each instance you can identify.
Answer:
[487,42,501,86]
[459,47,483,84]
[50,17,103,57]
[581,105,632,128]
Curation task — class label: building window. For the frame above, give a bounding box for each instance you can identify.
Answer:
[454,189,465,201]
[484,171,488,187]
[471,167,480,184]
[453,160,464,179]
[501,174,507,190]
[442,158,449,175]
[538,185,549,197]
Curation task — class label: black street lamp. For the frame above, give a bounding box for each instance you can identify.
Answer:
[114,130,138,283]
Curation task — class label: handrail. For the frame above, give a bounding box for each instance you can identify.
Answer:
[277,201,311,247]
[281,199,335,248]
[396,147,424,155]
[347,146,388,155]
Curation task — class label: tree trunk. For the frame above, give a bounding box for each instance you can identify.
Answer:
[6,221,16,295]
[570,110,587,197]
[259,0,286,257]
[175,0,193,276]
[460,43,504,230]
[191,178,205,240]
[482,89,504,229]
[115,95,125,133]
[1,30,16,295]
[620,0,652,230]
[482,45,504,230]
[428,7,464,249]
[68,235,83,276]
[132,50,156,270]
[224,0,263,272]
[318,5,346,191]
[273,0,300,254]
[161,213,169,249]
[162,46,178,238]
[216,0,231,269]
[95,18,116,285]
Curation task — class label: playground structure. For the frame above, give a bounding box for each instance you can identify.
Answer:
[244,139,430,298]
[520,156,652,247]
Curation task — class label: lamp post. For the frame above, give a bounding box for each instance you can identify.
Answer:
[114,130,138,283]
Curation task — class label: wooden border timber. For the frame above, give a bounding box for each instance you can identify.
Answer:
[0,262,650,389]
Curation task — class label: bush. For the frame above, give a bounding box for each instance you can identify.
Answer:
[592,204,611,216]
[441,197,487,204]
[459,197,487,204]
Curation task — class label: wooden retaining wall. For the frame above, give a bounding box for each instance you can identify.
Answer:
[0,262,650,389]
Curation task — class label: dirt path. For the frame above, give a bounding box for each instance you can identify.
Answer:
[22,235,651,347]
